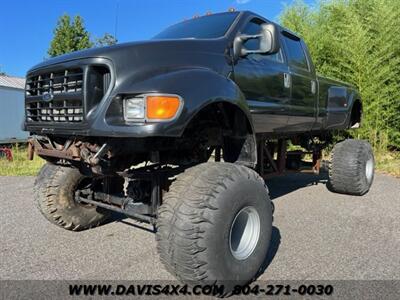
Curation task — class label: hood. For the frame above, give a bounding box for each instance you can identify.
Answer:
[28,39,228,74]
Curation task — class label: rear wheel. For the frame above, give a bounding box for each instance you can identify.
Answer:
[156,162,272,292]
[328,139,375,195]
[35,163,112,231]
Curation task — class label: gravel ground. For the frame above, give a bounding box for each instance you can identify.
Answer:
[1,172,399,283]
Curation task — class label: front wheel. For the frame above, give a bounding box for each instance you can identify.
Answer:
[156,162,272,292]
[34,163,112,231]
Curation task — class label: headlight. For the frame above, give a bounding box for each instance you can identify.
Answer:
[123,94,183,122]
[123,97,145,121]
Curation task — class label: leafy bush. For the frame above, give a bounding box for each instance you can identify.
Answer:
[280,0,400,151]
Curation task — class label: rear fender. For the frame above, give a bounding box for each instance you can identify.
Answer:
[325,87,361,130]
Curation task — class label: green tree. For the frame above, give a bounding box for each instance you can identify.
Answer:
[95,33,118,47]
[48,14,93,57]
[280,0,400,150]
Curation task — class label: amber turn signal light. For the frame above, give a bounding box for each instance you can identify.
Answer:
[146,96,181,120]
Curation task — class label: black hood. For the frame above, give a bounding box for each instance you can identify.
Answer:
[28,39,228,74]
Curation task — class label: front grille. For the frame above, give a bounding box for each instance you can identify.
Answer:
[25,65,111,124]
[26,99,84,122]
[26,69,83,96]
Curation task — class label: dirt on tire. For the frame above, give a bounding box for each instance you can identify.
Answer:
[34,163,112,231]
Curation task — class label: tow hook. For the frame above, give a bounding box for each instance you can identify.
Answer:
[27,138,35,160]
[89,143,109,165]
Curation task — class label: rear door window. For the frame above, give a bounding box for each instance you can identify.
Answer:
[282,32,309,70]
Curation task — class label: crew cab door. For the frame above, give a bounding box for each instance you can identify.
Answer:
[280,31,317,132]
[232,18,290,133]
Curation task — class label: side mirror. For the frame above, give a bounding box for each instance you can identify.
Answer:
[233,23,280,60]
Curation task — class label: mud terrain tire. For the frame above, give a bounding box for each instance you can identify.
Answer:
[329,139,374,196]
[156,162,272,292]
[35,163,111,231]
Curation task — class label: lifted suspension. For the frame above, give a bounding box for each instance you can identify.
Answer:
[75,160,192,224]
[257,137,325,179]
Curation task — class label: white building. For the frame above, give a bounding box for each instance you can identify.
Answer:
[0,74,28,143]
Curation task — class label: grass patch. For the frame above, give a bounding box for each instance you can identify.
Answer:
[0,144,45,176]
[375,151,400,177]
[0,142,399,178]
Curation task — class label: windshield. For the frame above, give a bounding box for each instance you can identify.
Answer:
[153,12,239,40]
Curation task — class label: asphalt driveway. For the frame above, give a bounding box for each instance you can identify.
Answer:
[1,171,399,282]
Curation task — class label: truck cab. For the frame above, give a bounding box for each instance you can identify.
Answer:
[232,12,360,134]
[25,11,373,293]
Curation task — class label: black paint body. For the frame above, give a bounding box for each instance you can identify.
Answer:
[24,11,360,138]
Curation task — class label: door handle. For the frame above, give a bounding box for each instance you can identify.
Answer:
[311,80,317,94]
[284,73,291,89]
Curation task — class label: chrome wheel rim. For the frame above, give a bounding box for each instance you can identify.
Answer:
[229,206,260,261]
[365,157,374,184]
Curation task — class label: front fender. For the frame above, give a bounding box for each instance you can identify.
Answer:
[109,68,254,137]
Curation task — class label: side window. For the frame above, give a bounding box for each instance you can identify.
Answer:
[282,33,309,70]
[241,19,283,63]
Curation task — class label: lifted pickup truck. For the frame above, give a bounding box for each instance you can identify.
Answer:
[25,11,374,290]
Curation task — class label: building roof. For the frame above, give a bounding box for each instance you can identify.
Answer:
[0,74,26,90]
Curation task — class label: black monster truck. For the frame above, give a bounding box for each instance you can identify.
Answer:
[25,11,374,291]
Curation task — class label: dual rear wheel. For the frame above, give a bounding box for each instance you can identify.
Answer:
[328,139,375,195]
